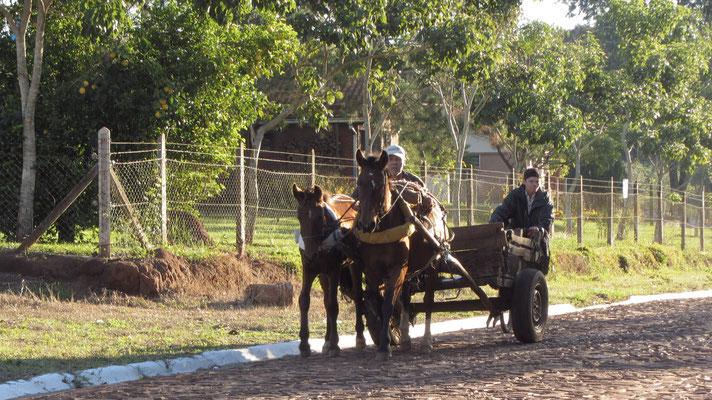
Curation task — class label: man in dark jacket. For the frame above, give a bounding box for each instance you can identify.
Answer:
[491,167,554,274]
[490,167,554,235]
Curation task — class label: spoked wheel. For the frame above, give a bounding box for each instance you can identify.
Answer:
[510,268,548,343]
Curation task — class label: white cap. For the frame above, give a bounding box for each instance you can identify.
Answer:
[385,144,405,161]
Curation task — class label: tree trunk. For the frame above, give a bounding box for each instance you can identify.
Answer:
[669,158,691,192]
[7,0,51,240]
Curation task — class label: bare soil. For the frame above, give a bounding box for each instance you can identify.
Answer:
[0,249,298,299]
[28,296,712,399]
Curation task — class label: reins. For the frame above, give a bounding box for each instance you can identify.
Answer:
[299,197,358,268]
[370,171,411,231]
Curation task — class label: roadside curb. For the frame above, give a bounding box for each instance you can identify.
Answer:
[2,289,711,399]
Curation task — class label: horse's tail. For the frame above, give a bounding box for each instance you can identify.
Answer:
[338,261,355,301]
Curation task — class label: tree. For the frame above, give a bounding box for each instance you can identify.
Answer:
[1,0,132,240]
[1,0,55,239]
[595,0,712,239]
[238,0,518,241]
[482,22,581,175]
[597,0,712,189]
[426,9,515,224]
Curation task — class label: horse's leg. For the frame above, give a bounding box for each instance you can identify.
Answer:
[376,265,408,361]
[376,284,395,361]
[317,273,332,354]
[325,267,341,357]
[299,269,317,357]
[350,263,367,350]
[421,272,437,353]
[398,285,412,351]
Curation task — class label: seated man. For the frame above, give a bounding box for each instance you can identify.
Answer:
[382,144,425,187]
[352,144,424,199]
[381,144,435,215]
[490,167,554,273]
[489,167,554,235]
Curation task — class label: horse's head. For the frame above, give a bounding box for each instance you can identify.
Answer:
[292,183,337,258]
[355,149,390,233]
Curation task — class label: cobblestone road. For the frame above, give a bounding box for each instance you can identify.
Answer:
[31,297,712,399]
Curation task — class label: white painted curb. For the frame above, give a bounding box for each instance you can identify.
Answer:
[2,289,711,400]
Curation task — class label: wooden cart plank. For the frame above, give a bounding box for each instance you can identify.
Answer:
[449,222,506,251]
[410,297,509,314]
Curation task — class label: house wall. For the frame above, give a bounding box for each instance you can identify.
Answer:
[258,123,358,174]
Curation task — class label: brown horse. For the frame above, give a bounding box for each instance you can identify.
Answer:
[354,150,448,361]
[291,184,366,357]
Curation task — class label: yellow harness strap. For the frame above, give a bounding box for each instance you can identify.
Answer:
[355,200,416,244]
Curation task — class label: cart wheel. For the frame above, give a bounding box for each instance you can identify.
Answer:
[510,268,548,343]
[499,312,512,333]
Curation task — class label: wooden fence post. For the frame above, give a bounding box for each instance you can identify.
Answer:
[98,127,111,258]
[634,181,639,243]
[422,159,428,189]
[650,184,655,227]
[578,175,584,245]
[657,180,664,244]
[237,143,246,257]
[701,188,706,252]
[310,149,316,187]
[16,165,98,254]
[608,177,613,246]
[159,133,167,246]
[446,172,451,204]
[469,165,475,225]
[682,191,687,251]
[549,172,555,236]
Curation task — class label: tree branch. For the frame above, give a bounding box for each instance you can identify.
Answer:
[0,5,19,36]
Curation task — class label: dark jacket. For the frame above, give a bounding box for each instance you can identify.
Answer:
[489,185,554,233]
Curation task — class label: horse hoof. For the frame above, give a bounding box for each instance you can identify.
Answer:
[356,337,367,350]
[400,340,412,352]
[321,343,330,353]
[328,348,341,357]
[300,350,311,357]
[375,351,390,362]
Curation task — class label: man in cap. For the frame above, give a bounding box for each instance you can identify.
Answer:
[489,167,554,235]
[383,144,425,187]
[490,167,554,274]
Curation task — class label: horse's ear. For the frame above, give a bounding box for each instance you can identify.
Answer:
[313,185,323,201]
[356,149,366,167]
[292,183,305,201]
[377,150,389,170]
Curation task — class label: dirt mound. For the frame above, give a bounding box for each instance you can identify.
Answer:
[0,249,295,298]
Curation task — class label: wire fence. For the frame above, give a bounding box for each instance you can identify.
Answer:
[0,151,97,246]
[1,138,711,256]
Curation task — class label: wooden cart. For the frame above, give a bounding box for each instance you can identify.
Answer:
[407,221,550,343]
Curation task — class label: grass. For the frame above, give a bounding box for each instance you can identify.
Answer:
[0,281,333,383]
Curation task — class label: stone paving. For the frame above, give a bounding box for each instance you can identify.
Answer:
[30,297,712,399]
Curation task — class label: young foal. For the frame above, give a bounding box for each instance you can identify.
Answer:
[291,184,365,357]
[354,150,448,361]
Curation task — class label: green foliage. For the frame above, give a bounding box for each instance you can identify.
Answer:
[597,0,712,173]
